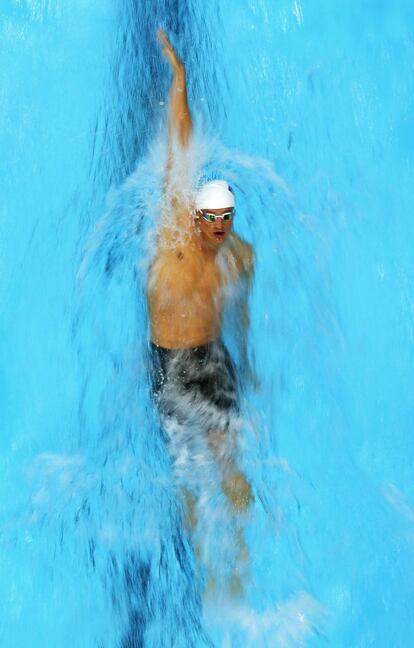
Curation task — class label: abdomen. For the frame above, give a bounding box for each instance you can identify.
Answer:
[147,252,223,349]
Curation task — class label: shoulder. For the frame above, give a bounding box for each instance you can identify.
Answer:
[155,207,192,246]
[154,211,198,255]
[150,231,199,274]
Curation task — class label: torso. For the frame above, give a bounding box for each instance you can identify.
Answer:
[147,232,251,349]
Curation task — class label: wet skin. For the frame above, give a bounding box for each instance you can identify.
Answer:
[151,30,255,598]
[148,200,252,350]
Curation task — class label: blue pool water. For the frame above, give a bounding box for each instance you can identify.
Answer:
[1,1,414,646]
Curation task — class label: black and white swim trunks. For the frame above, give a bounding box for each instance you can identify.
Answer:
[150,338,239,435]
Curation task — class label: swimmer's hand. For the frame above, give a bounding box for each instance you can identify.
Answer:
[157,29,184,75]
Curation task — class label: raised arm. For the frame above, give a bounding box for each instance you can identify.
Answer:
[157,30,193,246]
[157,30,192,148]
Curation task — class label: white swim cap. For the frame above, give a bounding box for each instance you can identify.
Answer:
[195,180,235,210]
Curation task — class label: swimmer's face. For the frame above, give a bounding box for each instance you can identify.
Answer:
[196,207,234,247]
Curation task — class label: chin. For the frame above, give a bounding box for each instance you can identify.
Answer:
[200,230,228,247]
[210,234,228,246]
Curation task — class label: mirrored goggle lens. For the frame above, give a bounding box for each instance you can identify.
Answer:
[201,211,234,222]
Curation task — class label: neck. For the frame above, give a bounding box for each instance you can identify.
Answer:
[203,240,220,257]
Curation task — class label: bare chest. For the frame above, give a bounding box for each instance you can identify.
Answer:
[148,247,230,307]
[147,243,245,347]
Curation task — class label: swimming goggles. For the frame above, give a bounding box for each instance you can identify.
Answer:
[200,209,234,223]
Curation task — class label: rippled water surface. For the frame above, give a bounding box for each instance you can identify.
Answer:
[1,1,414,646]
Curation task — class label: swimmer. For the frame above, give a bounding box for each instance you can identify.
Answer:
[148,30,255,595]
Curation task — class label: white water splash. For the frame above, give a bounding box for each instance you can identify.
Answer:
[205,590,327,647]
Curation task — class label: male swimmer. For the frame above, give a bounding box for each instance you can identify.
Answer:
[147,30,254,593]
